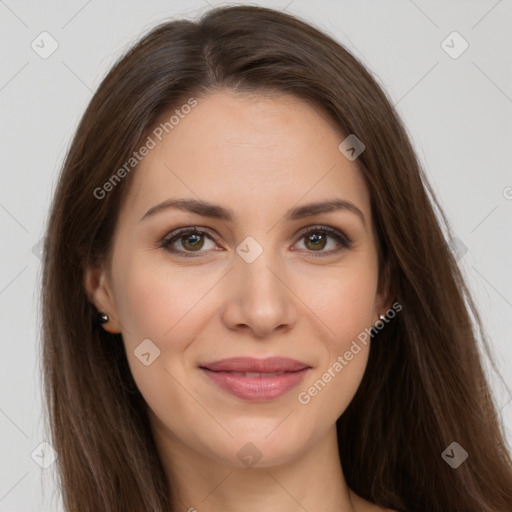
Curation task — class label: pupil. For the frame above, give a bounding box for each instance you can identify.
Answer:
[307,233,325,250]
[184,233,203,250]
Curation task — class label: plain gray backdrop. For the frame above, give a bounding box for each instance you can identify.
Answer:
[1,0,511,510]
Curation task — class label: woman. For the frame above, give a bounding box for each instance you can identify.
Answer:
[41,4,512,511]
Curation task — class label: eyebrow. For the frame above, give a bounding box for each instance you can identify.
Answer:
[140,197,366,227]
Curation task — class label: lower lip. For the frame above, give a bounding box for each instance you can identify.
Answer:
[201,368,310,401]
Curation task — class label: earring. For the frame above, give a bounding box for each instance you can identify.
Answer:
[98,312,109,324]
[373,313,386,327]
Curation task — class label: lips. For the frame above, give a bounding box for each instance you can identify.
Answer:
[201,356,310,373]
[199,357,311,401]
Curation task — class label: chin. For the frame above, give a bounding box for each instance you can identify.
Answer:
[201,416,317,469]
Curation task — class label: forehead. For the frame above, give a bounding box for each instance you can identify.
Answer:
[121,90,371,223]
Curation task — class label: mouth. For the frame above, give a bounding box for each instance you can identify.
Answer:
[199,357,311,401]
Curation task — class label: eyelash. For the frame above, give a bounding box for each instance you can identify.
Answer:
[159,225,353,258]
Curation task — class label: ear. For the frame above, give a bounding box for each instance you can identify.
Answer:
[83,263,122,334]
[374,260,394,322]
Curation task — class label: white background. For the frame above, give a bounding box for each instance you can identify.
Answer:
[0,1,511,510]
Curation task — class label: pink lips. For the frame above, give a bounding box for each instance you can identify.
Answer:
[199,357,311,401]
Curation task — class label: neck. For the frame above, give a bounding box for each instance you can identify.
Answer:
[152,421,356,512]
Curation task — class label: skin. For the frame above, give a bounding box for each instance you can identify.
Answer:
[85,90,394,512]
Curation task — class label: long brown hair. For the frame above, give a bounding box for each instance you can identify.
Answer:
[40,5,512,511]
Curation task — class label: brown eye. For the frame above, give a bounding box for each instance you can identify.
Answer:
[161,228,217,257]
[160,225,352,258]
[180,232,205,251]
[303,232,328,251]
[293,226,352,257]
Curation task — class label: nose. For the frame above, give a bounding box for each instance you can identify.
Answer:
[221,251,298,339]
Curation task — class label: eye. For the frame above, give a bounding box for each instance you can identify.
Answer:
[293,225,352,257]
[160,225,352,258]
[160,226,219,257]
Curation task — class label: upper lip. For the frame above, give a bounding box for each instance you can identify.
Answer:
[199,357,310,373]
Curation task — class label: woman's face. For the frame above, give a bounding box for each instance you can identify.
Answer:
[86,90,389,468]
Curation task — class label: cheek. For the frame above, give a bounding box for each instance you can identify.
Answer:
[111,256,208,439]
[298,345,370,433]
[112,249,221,345]
[294,256,377,420]
[110,250,224,412]
[297,252,378,348]
[332,270,376,344]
